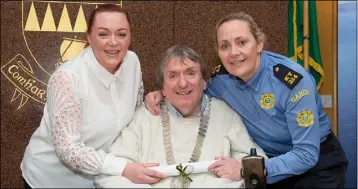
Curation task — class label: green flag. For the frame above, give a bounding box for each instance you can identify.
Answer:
[288,0,324,90]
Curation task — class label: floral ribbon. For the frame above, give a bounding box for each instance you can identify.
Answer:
[176,163,193,188]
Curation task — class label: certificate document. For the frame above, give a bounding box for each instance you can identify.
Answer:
[149,160,216,176]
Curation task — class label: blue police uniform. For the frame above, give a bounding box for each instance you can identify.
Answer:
[206,51,347,187]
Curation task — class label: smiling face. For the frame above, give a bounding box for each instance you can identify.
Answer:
[86,12,131,73]
[162,57,207,117]
[217,19,264,83]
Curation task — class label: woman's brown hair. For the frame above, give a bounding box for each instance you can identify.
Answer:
[86,4,131,34]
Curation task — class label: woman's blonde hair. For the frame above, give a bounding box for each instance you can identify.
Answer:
[214,12,266,51]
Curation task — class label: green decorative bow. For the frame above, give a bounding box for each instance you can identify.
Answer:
[176,163,193,188]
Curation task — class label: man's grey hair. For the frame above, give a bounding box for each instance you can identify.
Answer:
[156,45,207,88]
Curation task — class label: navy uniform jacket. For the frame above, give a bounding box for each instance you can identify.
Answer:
[206,51,331,184]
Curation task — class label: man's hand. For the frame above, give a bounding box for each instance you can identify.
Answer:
[144,90,163,115]
[208,156,242,181]
[122,162,167,184]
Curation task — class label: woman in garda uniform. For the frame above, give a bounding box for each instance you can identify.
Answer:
[21,4,164,188]
[145,12,348,188]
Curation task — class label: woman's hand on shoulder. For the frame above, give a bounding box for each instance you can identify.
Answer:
[144,90,163,116]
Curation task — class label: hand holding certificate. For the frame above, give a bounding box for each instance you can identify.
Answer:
[148,160,217,176]
[149,160,245,188]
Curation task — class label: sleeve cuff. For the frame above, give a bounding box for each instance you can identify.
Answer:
[264,158,274,184]
[100,153,129,176]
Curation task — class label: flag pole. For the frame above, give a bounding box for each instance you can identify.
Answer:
[303,1,309,71]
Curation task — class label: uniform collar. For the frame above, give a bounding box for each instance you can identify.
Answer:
[86,47,127,88]
[246,51,267,92]
[167,94,208,118]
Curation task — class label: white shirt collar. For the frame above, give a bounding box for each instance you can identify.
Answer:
[167,94,208,118]
[86,47,128,88]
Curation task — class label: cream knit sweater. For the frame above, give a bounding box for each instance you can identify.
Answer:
[94,97,267,188]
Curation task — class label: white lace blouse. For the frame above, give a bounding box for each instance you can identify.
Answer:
[21,47,143,188]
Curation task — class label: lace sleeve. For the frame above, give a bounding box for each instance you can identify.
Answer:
[135,80,144,111]
[47,70,106,175]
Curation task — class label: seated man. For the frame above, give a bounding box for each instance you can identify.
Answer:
[94,45,267,188]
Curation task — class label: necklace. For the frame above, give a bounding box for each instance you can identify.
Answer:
[160,95,211,188]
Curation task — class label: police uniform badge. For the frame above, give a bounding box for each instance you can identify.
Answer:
[260,93,274,109]
[296,110,314,127]
[273,64,303,89]
[211,63,229,77]
[208,63,229,84]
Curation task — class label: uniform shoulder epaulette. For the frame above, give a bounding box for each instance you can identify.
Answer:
[266,51,286,60]
[273,63,303,89]
[210,63,228,78]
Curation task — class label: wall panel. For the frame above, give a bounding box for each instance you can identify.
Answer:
[1,1,297,187]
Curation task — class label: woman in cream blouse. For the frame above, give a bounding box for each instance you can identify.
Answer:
[21,4,148,188]
[94,45,267,188]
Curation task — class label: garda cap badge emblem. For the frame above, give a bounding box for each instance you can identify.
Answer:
[297,110,314,127]
[260,93,274,109]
